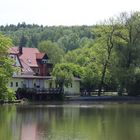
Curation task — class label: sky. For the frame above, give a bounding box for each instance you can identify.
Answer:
[0,0,140,26]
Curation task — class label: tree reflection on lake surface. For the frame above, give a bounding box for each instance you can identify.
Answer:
[0,102,140,140]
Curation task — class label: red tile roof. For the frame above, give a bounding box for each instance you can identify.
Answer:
[10,47,49,75]
[11,47,40,67]
[36,53,45,59]
[9,47,19,54]
[20,47,40,67]
[20,59,34,75]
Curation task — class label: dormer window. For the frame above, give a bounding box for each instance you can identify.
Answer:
[42,59,48,64]
[27,58,31,64]
[10,55,16,60]
[36,53,48,64]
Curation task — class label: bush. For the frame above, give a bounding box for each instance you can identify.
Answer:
[6,89,16,101]
[0,87,16,101]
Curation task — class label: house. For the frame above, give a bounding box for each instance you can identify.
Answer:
[9,46,80,96]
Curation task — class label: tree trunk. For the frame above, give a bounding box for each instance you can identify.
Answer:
[98,61,108,96]
[97,25,115,96]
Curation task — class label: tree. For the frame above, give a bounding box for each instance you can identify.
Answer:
[38,40,64,65]
[64,47,95,66]
[93,19,119,96]
[64,46,101,94]
[114,12,140,95]
[57,33,80,52]
[81,64,100,95]
[52,63,83,94]
[19,35,27,47]
[0,23,94,51]
[0,34,16,100]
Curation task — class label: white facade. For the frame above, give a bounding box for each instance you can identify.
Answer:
[9,77,80,95]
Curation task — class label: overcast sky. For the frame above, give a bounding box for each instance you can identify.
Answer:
[0,0,140,26]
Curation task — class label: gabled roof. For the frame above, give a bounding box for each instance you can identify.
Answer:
[20,47,40,67]
[36,53,49,60]
[36,53,45,59]
[10,47,50,75]
[9,47,19,54]
[11,47,40,67]
[20,59,34,75]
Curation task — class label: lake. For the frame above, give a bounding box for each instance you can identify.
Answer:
[0,102,140,140]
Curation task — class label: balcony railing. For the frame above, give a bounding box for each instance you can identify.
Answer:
[35,88,61,94]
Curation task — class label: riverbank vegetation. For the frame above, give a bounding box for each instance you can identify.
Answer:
[1,11,140,97]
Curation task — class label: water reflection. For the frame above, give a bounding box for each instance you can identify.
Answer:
[0,103,140,140]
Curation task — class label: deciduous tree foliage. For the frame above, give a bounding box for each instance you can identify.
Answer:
[0,24,94,51]
[0,34,15,100]
[63,11,140,96]
[93,19,119,96]
[64,46,101,94]
[52,63,83,94]
[113,12,140,95]
[38,40,64,65]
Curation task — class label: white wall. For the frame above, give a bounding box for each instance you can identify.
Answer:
[9,78,80,95]
[64,80,80,94]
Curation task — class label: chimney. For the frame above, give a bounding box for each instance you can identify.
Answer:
[19,35,27,54]
[19,46,23,54]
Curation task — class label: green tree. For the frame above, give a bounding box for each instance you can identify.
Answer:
[0,23,94,50]
[58,33,80,52]
[0,34,15,100]
[52,63,83,94]
[64,46,100,93]
[38,40,64,65]
[19,35,27,47]
[81,64,99,95]
[114,12,140,95]
[93,19,119,96]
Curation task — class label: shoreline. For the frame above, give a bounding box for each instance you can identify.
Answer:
[0,100,21,104]
[65,95,140,102]
[1,96,140,104]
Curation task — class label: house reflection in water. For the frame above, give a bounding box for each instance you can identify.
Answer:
[21,123,37,140]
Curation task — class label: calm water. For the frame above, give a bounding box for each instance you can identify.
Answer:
[0,102,140,140]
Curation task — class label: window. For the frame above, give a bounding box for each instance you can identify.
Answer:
[34,68,40,75]
[42,59,48,64]
[34,83,36,87]
[10,56,14,59]
[10,82,13,87]
[16,82,18,87]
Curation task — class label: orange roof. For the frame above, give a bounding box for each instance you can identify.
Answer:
[9,47,19,54]
[36,53,45,59]
[20,59,34,75]
[10,47,40,67]
[20,47,40,67]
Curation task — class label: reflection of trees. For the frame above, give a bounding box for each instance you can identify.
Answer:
[16,105,63,124]
[79,104,140,140]
[1,104,140,140]
[0,105,19,140]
